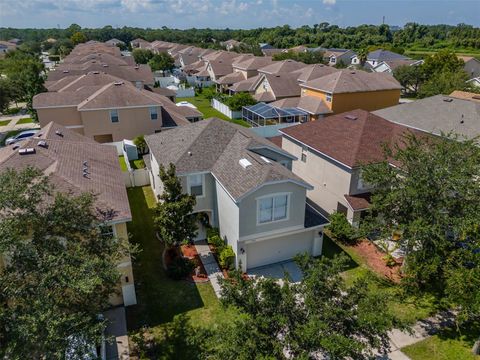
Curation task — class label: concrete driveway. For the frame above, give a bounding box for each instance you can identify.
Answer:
[247,260,303,283]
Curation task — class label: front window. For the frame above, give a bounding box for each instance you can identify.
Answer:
[330,56,336,64]
[188,174,204,197]
[325,93,332,102]
[110,109,119,123]
[150,106,158,120]
[258,194,289,224]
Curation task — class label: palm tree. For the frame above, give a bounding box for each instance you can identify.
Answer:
[357,48,368,67]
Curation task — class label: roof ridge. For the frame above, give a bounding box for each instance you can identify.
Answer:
[58,74,86,92]
[76,82,113,109]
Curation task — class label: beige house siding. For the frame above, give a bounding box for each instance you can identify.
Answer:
[282,136,352,216]
[81,106,162,142]
[37,107,82,128]
[109,222,136,306]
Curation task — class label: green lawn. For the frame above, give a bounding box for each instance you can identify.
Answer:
[402,322,480,360]
[125,187,237,355]
[323,235,443,325]
[16,118,33,124]
[118,156,128,172]
[176,94,250,127]
[0,119,11,127]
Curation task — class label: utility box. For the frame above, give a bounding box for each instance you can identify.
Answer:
[123,139,138,161]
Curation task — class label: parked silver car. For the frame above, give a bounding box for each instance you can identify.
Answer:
[5,129,39,145]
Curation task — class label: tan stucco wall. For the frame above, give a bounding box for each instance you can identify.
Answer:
[282,136,352,215]
[80,106,163,142]
[37,107,82,128]
[302,88,400,114]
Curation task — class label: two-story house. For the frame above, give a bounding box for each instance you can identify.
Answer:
[280,109,417,227]
[0,122,137,306]
[145,118,328,271]
[299,69,401,114]
[34,76,192,142]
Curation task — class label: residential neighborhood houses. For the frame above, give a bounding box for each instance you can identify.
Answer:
[1,23,480,360]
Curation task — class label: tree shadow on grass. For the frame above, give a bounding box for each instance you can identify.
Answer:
[322,235,359,271]
[125,187,205,331]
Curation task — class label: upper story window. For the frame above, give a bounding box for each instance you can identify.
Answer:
[150,106,158,120]
[325,93,332,102]
[258,194,290,224]
[330,56,336,64]
[187,174,204,197]
[110,109,119,123]
[301,146,308,163]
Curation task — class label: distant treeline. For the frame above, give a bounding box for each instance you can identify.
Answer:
[1,22,480,51]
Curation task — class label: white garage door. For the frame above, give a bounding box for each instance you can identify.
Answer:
[246,232,313,269]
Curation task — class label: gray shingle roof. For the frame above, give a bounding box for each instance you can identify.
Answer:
[145,118,310,201]
[373,95,480,140]
[368,49,410,62]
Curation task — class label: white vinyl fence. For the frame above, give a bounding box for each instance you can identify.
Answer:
[211,98,241,119]
[123,168,150,188]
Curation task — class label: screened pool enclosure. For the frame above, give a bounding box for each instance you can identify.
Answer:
[242,102,309,127]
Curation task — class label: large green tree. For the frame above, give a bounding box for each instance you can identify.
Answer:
[153,163,197,247]
[148,52,175,72]
[0,167,131,359]
[212,254,403,359]
[1,50,46,119]
[132,48,154,64]
[393,64,424,96]
[361,133,480,321]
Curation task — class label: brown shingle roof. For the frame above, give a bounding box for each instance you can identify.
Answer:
[233,56,274,71]
[270,95,332,115]
[294,64,340,83]
[280,109,418,168]
[0,123,131,222]
[215,71,246,85]
[301,69,401,94]
[344,193,371,211]
[259,60,307,75]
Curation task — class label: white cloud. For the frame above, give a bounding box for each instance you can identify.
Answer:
[323,0,336,5]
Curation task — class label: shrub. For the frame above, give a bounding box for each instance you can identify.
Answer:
[207,227,220,241]
[219,245,235,270]
[208,234,224,251]
[166,256,195,280]
[328,211,358,243]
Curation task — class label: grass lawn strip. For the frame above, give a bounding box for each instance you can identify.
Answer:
[16,118,33,124]
[125,187,237,353]
[402,321,480,360]
[118,156,128,172]
[176,95,251,127]
[0,119,11,126]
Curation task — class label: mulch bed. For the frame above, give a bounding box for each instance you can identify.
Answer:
[349,239,402,283]
[180,244,209,283]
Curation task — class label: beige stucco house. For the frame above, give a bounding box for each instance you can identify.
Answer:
[280,109,416,227]
[33,76,192,143]
[0,122,137,307]
[145,118,328,271]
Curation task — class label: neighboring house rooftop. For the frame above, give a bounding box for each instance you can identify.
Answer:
[294,64,340,83]
[449,90,480,103]
[0,122,131,222]
[257,73,302,100]
[373,59,420,71]
[145,117,310,201]
[373,94,480,140]
[280,109,418,168]
[233,56,274,71]
[258,59,307,75]
[228,74,262,92]
[49,72,126,92]
[270,95,332,116]
[215,71,246,85]
[300,69,401,94]
[367,49,410,62]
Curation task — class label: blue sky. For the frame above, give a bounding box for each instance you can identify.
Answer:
[1,0,479,29]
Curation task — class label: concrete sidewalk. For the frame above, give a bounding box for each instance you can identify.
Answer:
[381,310,456,359]
[104,306,130,360]
[195,240,224,298]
